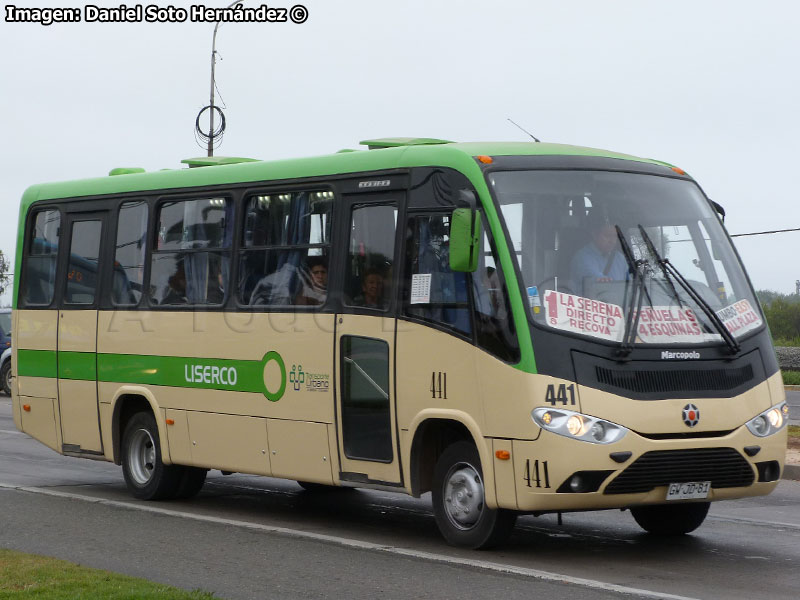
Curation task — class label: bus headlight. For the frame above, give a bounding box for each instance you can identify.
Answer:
[746,402,788,437]
[532,408,628,444]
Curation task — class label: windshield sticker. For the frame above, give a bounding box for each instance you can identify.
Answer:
[635,307,703,343]
[716,299,762,337]
[527,286,541,314]
[410,273,432,304]
[544,290,624,341]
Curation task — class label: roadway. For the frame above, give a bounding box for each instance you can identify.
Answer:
[1,396,799,600]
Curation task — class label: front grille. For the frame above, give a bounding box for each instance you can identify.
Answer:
[595,364,754,395]
[604,448,754,495]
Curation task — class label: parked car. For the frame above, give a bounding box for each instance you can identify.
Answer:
[0,308,11,395]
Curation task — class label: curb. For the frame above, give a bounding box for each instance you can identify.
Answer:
[784,464,800,481]
[784,385,800,391]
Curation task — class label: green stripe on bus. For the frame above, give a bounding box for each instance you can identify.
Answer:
[17,349,58,378]
[59,351,97,380]
[17,349,287,402]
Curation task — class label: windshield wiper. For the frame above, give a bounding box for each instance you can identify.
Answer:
[615,226,651,357]
[637,225,740,355]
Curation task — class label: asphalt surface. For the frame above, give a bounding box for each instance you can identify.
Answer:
[1,396,799,600]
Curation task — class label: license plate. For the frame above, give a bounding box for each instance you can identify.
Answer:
[666,481,710,501]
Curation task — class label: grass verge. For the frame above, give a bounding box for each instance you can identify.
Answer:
[789,425,800,440]
[781,370,800,385]
[0,549,217,599]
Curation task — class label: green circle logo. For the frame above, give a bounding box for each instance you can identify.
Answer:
[262,351,286,402]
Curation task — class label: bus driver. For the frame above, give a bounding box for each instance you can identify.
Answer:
[569,211,628,297]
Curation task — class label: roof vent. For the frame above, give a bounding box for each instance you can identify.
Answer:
[359,137,453,150]
[181,156,259,168]
[109,167,145,176]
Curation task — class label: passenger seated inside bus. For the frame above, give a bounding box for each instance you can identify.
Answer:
[295,256,328,306]
[353,268,386,309]
[569,210,628,297]
[161,261,188,305]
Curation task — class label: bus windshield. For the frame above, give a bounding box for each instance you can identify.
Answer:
[489,169,763,347]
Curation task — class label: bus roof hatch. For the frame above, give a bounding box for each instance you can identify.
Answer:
[181,156,260,168]
[360,137,453,150]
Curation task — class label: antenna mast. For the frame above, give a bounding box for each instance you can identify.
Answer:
[507,117,541,143]
[196,0,243,156]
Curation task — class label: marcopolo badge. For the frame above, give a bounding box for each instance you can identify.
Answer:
[682,403,700,428]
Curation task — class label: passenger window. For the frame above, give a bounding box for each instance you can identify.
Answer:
[404,214,471,334]
[344,204,397,310]
[23,209,61,306]
[150,198,232,306]
[112,200,148,305]
[238,191,332,306]
[473,229,520,362]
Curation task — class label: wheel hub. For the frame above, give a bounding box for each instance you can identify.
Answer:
[127,428,156,486]
[444,464,484,529]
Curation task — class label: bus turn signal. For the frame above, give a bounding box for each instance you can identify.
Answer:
[495,450,510,460]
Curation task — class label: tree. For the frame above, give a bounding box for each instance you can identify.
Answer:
[0,250,9,298]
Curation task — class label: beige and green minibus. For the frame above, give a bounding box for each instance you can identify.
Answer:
[12,139,788,548]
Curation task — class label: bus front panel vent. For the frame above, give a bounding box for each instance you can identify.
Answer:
[571,349,764,400]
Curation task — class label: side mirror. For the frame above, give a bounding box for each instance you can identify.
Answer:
[450,206,481,272]
[710,200,726,222]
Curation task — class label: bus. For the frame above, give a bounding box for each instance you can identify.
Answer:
[12,139,788,549]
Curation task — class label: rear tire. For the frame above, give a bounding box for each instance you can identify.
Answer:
[631,502,710,535]
[432,441,517,549]
[121,412,183,500]
[1,361,11,396]
[175,467,207,499]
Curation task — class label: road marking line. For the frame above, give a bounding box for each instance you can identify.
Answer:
[0,481,697,600]
[708,515,800,531]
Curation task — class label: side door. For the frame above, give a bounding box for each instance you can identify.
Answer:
[57,210,108,454]
[334,195,403,486]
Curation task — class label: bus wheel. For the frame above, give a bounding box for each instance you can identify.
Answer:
[432,441,517,549]
[0,361,11,396]
[631,502,710,535]
[175,467,208,500]
[121,412,182,500]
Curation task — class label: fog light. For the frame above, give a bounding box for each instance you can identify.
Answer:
[569,475,584,492]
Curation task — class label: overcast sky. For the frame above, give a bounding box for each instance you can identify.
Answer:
[2,0,799,305]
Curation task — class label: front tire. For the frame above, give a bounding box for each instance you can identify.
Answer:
[432,441,517,549]
[121,412,183,500]
[1,361,11,396]
[631,502,710,535]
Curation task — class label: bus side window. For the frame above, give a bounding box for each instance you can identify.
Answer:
[344,204,397,310]
[472,229,520,363]
[238,191,332,307]
[111,200,148,306]
[150,197,232,306]
[403,213,471,335]
[22,209,61,306]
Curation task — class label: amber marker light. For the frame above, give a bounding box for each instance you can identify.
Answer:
[495,450,511,460]
[23,405,31,412]
[477,155,493,164]
[671,166,686,175]
[165,419,175,426]
[541,411,552,425]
